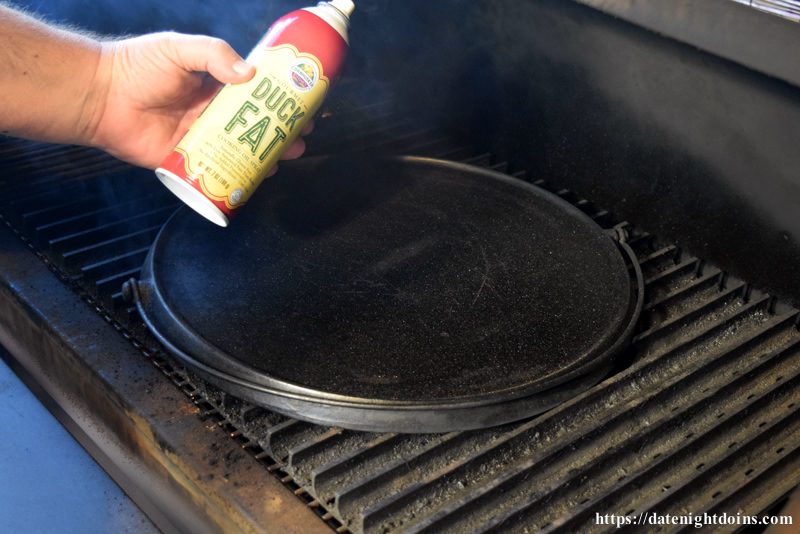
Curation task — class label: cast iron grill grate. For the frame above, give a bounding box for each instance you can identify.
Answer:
[0,91,798,533]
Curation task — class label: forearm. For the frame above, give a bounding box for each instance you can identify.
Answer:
[0,5,107,145]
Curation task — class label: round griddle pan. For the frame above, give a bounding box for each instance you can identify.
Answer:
[127,156,643,432]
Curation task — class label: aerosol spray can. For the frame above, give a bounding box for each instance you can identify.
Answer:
[155,0,354,227]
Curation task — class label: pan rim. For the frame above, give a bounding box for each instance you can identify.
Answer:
[132,155,644,413]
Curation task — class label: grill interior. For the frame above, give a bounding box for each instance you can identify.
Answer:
[1,86,799,533]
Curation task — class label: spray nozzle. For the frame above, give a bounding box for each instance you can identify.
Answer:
[327,0,355,18]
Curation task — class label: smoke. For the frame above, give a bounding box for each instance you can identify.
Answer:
[9,0,492,157]
[12,0,308,53]
[12,0,478,107]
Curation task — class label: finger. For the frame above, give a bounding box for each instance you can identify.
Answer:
[267,165,279,177]
[280,137,306,160]
[301,119,315,136]
[164,33,255,85]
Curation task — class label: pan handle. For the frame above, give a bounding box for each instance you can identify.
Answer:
[607,223,645,340]
[121,278,143,304]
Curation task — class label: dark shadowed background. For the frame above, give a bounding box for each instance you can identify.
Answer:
[9,0,800,307]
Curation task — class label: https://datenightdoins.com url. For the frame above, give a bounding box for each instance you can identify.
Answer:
[595,511,793,529]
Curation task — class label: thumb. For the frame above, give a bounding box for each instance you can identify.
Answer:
[164,33,255,84]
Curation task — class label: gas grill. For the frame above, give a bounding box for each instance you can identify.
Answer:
[2,0,800,532]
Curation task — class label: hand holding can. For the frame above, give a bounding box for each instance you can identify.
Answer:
[155,0,354,227]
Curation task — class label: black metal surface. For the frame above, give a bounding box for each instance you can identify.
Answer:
[573,0,800,86]
[1,39,800,530]
[0,0,795,530]
[130,156,642,432]
[1,113,799,532]
[430,0,800,306]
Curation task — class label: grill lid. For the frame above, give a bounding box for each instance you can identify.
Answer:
[129,156,642,432]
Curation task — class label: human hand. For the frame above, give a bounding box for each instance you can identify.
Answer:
[88,32,312,170]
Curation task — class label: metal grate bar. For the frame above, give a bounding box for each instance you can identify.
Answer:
[705,449,800,532]
[0,155,127,185]
[48,205,177,254]
[265,420,339,462]
[94,267,142,297]
[643,267,723,311]
[505,383,800,533]
[638,244,679,268]
[310,433,404,500]
[60,225,162,267]
[633,282,747,346]
[34,193,172,241]
[0,140,82,161]
[334,431,467,519]
[288,430,383,484]
[472,325,800,532]
[387,312,799,533]
[0,145,107,172]
[1,176,115,212]
[80,246,152,281]
[643,257,700,286]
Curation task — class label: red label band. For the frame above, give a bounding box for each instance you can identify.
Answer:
[157,7,349,222]
[160,151,236,216]
[259,9,348,81]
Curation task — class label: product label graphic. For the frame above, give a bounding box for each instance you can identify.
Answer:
[171,44,329,213]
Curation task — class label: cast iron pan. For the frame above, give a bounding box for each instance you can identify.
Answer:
[127,156,643,432]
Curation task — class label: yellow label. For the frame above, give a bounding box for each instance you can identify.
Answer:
[175,44,329,209]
